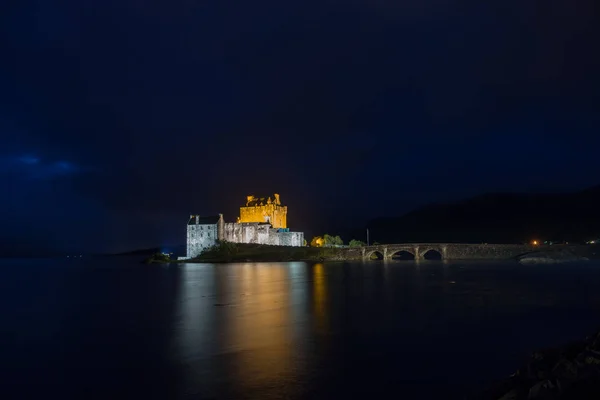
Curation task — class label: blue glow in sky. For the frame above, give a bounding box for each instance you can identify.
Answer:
[1,155,86,180]
[18,156,40,164]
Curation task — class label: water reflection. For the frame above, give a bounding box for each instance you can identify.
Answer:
[168,260,600,399]
[219,263,308,397]
[6,258,600,400]
[174,264,217,362]
[288,262,308,328]
[312,263,328,333]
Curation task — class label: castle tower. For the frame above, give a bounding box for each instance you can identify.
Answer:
[238,193,288,229]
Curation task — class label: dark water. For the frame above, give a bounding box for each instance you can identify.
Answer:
[2,258,600,399]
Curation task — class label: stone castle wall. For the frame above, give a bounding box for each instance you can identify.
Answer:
[223,223,269,244]
[187,223,218,258]
[224,222,303,247]
[278,231,304,247]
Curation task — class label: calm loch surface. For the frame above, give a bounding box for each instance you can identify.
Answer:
[2,258,600,399]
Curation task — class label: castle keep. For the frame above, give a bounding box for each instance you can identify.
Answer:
[184,194,303,259]
[238,194,287,228]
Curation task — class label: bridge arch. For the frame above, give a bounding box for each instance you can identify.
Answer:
[390,250,415,260]
[421,248,443,260]
[367,251,384,261]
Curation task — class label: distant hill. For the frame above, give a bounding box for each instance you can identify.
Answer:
[110,248,161,256]
[109,244,186,257]
[0,239,64,258]
[367,185,600,244]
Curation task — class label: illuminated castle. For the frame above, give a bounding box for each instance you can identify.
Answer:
[184,193,303,259]
[238,194,287,228]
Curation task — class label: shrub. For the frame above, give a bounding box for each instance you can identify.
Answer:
[349,239,366,247]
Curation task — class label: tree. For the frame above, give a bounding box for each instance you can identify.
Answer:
[323,234,344,247]
[349,239,366,247]
[311,236,324,247]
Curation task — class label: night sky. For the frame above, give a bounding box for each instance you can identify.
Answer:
[1,1,599,255]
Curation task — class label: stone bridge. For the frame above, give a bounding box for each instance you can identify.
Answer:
[335,243,539,261]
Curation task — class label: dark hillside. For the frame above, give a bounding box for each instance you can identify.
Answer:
[368,186,600,244]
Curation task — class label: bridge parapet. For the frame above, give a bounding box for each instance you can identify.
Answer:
[359,243,536,261]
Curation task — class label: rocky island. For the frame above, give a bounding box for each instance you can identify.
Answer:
[179,242,336,263]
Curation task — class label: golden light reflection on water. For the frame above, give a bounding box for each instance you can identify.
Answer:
[174,263,322,395]
[221,263,300,390]
[313,263,328,333]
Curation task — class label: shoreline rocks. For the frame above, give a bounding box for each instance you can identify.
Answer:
[142,252,172,264]
[480,330,600,399]
[518,249,589,265]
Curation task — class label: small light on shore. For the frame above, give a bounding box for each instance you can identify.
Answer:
[532,240,539,246]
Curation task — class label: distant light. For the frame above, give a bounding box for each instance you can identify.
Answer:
[532,240,539,246]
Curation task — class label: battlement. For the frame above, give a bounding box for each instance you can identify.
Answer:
[244,193,281,206]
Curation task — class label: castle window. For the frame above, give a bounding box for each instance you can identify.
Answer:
[207,232,211,237]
